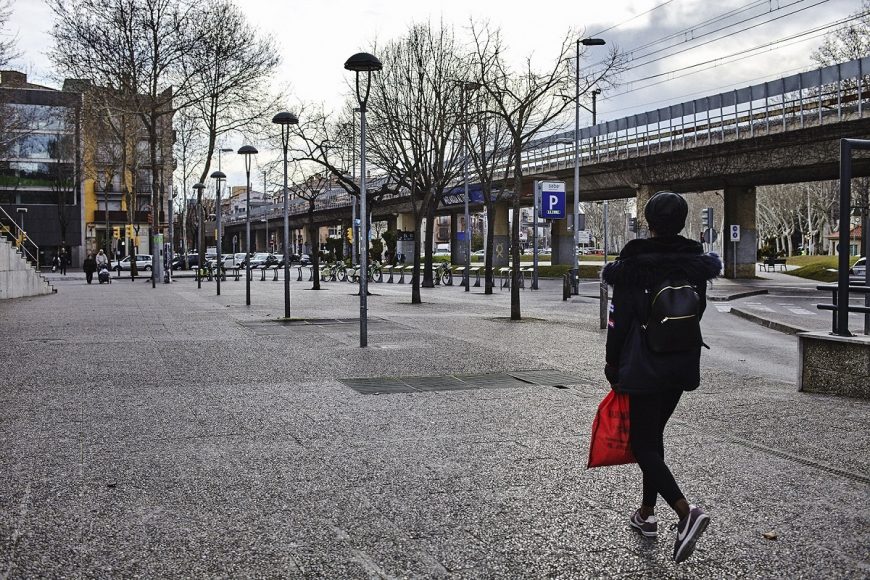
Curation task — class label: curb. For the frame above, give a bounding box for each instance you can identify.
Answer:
[729,307,811,335]
[708,289,769,302]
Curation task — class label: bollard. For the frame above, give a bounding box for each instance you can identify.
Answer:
[599,280,609,329]
[563,273,570,301]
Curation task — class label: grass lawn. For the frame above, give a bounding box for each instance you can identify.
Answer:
[782,255,860,283]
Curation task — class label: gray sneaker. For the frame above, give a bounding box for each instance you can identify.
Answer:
[673,505,710,563]
[630,509,658,537]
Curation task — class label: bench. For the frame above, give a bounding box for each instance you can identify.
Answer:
[760,257,787,272]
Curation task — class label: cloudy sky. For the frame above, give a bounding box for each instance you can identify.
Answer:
[4,0,864,182]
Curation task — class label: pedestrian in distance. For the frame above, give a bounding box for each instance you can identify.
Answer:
[602,191,722,563]
[95,249,109,270]
[59,249,68,275]
[82,253,97,284]
[51,254,59,273]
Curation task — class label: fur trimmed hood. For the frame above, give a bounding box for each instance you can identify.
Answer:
[602,235,722,288]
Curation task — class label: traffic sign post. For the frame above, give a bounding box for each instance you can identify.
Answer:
[533,181,566,290]
[730,225,741,278]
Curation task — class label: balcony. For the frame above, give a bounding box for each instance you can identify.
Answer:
[93,210,151,223]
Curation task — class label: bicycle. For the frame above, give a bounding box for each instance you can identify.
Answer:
[435,261,453,285]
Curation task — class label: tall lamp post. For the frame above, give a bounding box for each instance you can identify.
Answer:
[238,145,258,306]
[345,51,383,348]
[460,81,481,292]
[193,183,206,290]
[272,111,299,319]
[217,147,233,172]
[572,38,606,275]
[211,170,226,296]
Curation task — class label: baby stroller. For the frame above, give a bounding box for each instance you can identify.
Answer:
[98,265,111,284]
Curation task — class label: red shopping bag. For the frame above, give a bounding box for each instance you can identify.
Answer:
[587,390,635,468]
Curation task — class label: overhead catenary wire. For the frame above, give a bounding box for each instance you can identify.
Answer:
[624,0,831,68]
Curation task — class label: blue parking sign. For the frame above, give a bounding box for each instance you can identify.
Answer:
[538,181,566,219]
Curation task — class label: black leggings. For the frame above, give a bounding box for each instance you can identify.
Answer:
[629,390,684,510]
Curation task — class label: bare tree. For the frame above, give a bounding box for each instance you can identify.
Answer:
[173,107,207,263]
[182,0,283,184]
[48,108,78,250]
[366,21,467,302]
[290,172,330,290]
[0,0,18,67]
[49,0,197,284]
[464,90,514,294]
[470,24,622,319]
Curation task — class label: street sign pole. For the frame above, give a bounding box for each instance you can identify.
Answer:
[730,224,741,279]
[533,181,540,290]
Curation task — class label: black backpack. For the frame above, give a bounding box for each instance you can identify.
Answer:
[642,278,703,353]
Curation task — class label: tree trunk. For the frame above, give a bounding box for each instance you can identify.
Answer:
[309,204,320,290]
[411,221,422,304]
[485,202,495,294]
[422,202,436,288]
[510,190,521,320]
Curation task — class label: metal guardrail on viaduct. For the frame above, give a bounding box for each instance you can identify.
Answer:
[226,55,870,231]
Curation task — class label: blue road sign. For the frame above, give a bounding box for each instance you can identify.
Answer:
[538,181,566,219]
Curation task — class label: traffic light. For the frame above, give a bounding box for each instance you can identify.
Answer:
[126,225,135,239]
[112,226,120,239]
[346,227,354,245]
[701,207,713,229]
[628,217,638,233]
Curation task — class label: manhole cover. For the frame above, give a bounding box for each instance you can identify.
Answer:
[338,369,585,395]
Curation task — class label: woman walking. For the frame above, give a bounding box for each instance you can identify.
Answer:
[602,191,721,563]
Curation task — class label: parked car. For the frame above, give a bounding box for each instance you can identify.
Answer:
[208,255,236,271]
[850,256,866,284]
[115,254,153,271]
[299,254,312,266]
[242,252,279,268]
[171,254,199,270]
[232,253,248,268]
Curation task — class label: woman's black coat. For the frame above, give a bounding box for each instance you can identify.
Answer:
[602,235,722,394]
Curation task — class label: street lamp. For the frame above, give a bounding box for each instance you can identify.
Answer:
[217,147,233,172]
[211,170,226,296]
[345,51,382,348]
[193,183,206,290]
[460,81,481,292]
[272,110,299,319]
[238,145,258,306]
[573,37,606,275]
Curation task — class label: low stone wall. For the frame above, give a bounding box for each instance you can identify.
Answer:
[798,331,870,398]
[0,238,54,299]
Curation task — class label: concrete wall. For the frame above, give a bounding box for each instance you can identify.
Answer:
[0,238,54,299]
[798,331,870,399]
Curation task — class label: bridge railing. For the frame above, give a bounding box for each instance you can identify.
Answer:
[522,56,870,174]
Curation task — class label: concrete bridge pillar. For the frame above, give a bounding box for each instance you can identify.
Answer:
[550,217,574,265]
[395,212,415,263]
[451,213,470,265]
[635,184,658,238]
[723,185,757,279]
[492,202,510,267]
[299,226,311,255]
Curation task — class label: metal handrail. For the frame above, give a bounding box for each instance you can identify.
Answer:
[816,283,870,335]
[0,205,40,270]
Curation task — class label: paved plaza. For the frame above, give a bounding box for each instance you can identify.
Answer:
[1,271,868,578]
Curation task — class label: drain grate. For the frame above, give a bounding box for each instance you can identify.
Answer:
[339,369,585,395]
[238,317,390,335]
